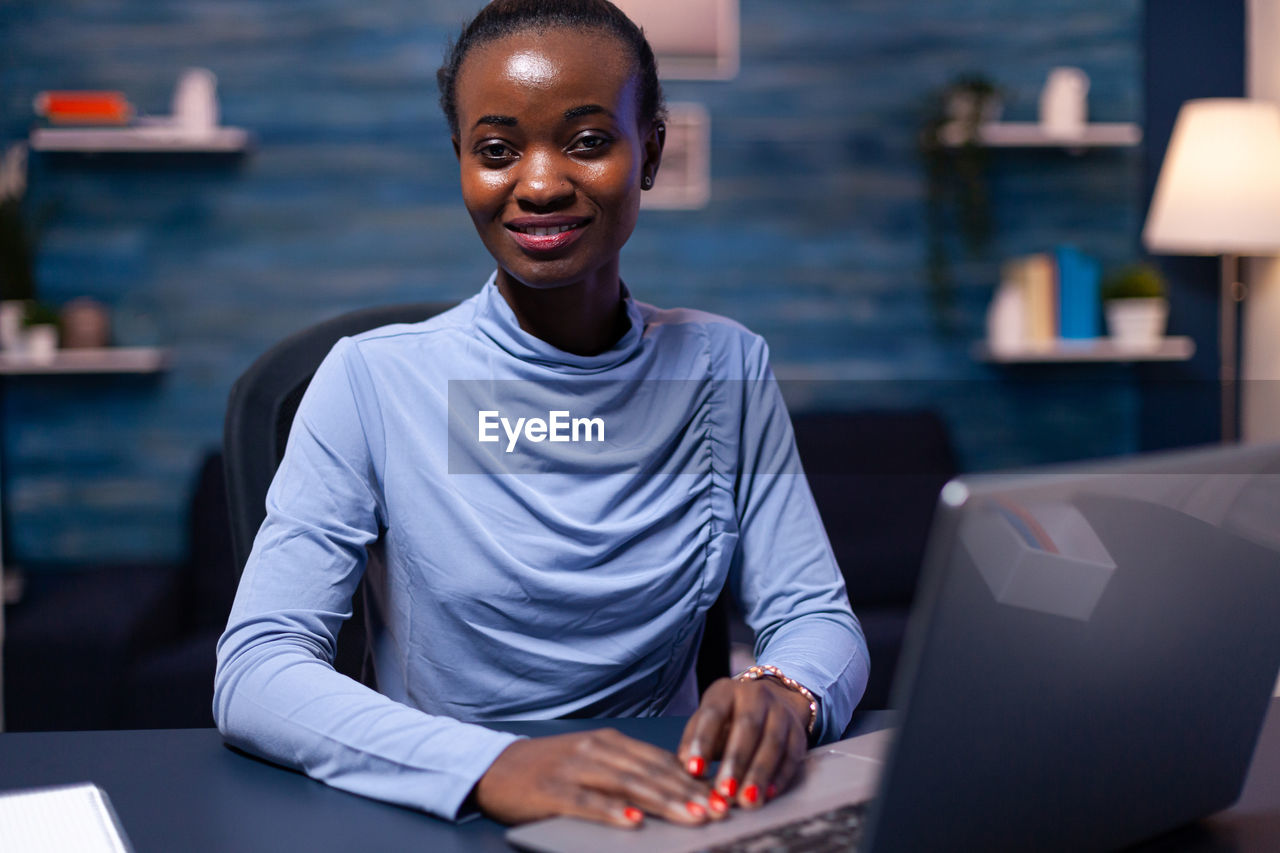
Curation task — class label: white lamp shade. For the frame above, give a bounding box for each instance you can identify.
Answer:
[1143,99,1280,256]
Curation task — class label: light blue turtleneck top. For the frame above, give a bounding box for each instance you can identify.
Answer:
[214,275,868,819]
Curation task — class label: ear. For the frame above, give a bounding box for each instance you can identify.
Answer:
[452,136,461,160]
[641,120,665,189]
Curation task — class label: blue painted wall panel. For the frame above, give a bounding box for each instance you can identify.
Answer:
[1,0,1147,565]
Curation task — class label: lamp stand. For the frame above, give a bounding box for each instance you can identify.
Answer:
[1220,253,1243,443]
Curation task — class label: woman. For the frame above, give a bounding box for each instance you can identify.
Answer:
[215,0,867,829]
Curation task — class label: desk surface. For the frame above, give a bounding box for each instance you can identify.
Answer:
[1,701,1278,853]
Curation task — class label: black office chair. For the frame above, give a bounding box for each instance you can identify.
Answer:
[223,301,730,692]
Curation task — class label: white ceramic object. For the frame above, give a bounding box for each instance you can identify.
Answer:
[0,301,25,351]
[1106,298,1169,351]
[22,324,58,363]
[986,282,1026,355]
[172,68,219,132]
[1040,66,1090,138]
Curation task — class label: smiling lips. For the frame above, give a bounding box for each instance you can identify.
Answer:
[505,217,589,253]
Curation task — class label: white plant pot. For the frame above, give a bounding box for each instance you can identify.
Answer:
[22,324,59,364]
[1105,298,1168,351]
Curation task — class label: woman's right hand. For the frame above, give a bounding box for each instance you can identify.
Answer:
[473,728,727,827]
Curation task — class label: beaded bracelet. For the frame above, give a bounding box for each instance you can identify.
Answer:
[734,664,818,735]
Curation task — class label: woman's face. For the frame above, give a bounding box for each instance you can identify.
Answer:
[453,27,662,293]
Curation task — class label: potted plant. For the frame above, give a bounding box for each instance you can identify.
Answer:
[919,74,1003,330]
[1101,264,1168,350]
[21,299,60,363]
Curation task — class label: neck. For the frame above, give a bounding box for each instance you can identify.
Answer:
[495,270,629,356]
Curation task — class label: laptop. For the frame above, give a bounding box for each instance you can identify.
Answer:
[508,441,1280,852]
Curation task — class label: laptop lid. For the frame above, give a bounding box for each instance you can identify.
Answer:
[863,441,1280,852]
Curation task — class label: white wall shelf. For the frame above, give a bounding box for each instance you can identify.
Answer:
[29,126,249,154]
[974,337,1194,363]
[942,121,1142,148]
[0,347,169,375]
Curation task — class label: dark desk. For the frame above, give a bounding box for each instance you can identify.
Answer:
[2,700,1278,852]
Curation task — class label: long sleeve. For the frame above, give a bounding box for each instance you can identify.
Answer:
[726,336,869,743]
[213,338,520,820]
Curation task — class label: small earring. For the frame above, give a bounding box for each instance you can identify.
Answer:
[641,175,653,190]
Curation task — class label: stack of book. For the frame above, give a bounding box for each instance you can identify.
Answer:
[34,91,134,125]
[986,246,1101,353]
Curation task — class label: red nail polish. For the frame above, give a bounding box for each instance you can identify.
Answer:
[624,807,643,823]
[687,800,707,819]
[743,784,760,804]
[686,756,706,777]
[722,777,739,798]
[708,791,728,813]
[766,784,778,800]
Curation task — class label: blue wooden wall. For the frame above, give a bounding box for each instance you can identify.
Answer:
[1,0,1148,565]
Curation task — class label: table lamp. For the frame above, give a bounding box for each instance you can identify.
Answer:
[1143,98,1280,441]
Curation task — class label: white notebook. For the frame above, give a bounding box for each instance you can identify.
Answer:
[0,782,134,853]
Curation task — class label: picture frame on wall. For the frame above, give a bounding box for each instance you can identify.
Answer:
[643,102,711,210]
[613,0,740,80]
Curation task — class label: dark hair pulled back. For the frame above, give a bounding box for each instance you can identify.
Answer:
[438,0,666,138]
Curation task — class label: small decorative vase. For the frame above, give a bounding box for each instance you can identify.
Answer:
[61,298,111,348]
[1105,298,1168,351]
[1040,66,1090,138]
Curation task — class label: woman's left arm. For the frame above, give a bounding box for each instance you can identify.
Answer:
[678,332,869,808]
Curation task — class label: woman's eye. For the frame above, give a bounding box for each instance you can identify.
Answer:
[571,134,611,153]
[477,142,514,161]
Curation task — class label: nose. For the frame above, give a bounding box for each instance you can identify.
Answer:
[515,148,573,210]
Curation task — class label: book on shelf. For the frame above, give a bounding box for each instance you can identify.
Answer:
[1055,245,1101,339]
[987,247,1101,352]
[33,91,134,125]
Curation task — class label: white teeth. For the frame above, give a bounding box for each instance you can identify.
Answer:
[523,225,577,236]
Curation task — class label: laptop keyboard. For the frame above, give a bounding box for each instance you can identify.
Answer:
[698,801,870,853]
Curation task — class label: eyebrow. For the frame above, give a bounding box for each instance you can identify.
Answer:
[470,105,615,130]
[474,114,518,129]
[563,104,613,121]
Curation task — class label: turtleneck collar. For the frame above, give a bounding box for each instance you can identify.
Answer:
[472,271,646,374]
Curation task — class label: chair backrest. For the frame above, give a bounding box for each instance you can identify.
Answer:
[223,303,453,683]
[224,302,455,572]
[222,300,730,692]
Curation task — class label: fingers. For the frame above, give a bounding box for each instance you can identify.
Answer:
[577,729,724,824]
[678,678,735,777]
[713,689,764,803]
[771,733,806,799]
[690,679,811,810]
[475,728,721,828]
[477,678,813,830]
[735,704,807,808]
[551,785,648,829]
